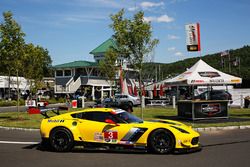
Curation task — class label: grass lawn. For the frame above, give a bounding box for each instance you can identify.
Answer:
[0,107,250,129]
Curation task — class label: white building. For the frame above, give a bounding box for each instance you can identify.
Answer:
[0,76,30,99]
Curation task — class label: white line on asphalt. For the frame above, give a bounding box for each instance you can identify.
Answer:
[0,141,39,145]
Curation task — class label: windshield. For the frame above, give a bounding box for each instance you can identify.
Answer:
[113,109,143,123]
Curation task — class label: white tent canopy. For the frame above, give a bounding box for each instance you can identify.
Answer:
[165,59,242,86]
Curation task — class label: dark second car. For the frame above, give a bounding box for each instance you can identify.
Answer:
[195,90,232,102]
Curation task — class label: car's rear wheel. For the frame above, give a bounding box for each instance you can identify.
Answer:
[148,129,175,154]
[49,127,74,152]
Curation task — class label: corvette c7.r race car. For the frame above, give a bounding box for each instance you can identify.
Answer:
[39,108,201,154]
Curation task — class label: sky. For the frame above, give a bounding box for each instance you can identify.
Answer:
[1,0,250,65]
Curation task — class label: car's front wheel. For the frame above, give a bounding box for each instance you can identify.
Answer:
[49,127,74,152]
[147,129,175,154]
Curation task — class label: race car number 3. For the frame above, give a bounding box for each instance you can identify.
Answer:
[104,131,118,139]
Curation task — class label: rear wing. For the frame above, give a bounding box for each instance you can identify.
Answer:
[28,106,68,118]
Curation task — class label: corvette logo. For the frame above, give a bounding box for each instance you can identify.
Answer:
[198,72,220,78]
[201,103,221,116]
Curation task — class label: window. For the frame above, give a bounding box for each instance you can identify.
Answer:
[56,70,63,76]
[71,111,115,123]
[64,70,72,76]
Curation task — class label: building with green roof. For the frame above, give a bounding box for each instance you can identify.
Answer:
[53,61,98,69]
[90,38,125,65]
[90,38,117,55]
[53,38,135,101]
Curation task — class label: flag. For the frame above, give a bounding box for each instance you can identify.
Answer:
[126,78,133,95]
[153,84,157,97]
[119,66,124,94]
[142,85,146,96]
[134,85,138,96]
[159,84,164,97]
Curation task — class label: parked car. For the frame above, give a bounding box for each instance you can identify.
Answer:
[194,90,232,102]
[114,94,141,106]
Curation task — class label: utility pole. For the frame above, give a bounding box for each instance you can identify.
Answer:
[159,64,161,81]
[228,51,231,73]
[155,65,157,82]
[238,57,241,75]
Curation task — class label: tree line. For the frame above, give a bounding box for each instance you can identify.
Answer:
[142,45,250,86]
[0,11,52,97]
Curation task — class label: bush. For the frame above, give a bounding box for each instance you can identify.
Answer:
[0,100,16,107]
[0,99,25,107]
[48,97,65,104]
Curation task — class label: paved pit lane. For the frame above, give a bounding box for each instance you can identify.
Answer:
[1,128,250,167]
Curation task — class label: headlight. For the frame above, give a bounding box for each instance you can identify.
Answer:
[171,126,190,134]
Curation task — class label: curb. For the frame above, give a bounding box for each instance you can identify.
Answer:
[0,126,39,132]
[1,125,250,132]
[194,125,250,132]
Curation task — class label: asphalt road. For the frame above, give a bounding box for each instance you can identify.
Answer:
[0,128,250,167]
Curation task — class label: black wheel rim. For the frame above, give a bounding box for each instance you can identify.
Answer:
[152,132,172,153]
[51,130,70,151]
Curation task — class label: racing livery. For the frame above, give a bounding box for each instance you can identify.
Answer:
[40,108,201,154]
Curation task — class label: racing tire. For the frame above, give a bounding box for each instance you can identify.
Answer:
[49,127,74,152]
[147,129,175,154]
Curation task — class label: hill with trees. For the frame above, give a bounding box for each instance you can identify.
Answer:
[142,45,250,87]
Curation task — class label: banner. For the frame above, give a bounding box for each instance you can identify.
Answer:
[185,23,201,51]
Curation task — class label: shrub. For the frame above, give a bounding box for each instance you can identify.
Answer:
[0,99,26,107]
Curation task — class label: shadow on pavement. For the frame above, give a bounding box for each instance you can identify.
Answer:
[22,143,200,155]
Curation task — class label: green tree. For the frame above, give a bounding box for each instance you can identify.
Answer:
[99,48,118,97]
[0,11,26,111]
[109,9,159,118]
[0,11,53,109]
[23,44,52,95]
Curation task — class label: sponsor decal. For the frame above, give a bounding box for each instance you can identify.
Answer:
[47,119,64,123]
[118,141,134,145]
[201,103,221,116]
[191,80,205,83]
[184,72,192,75]
[209,79,224,83]
[121,128,147,143]
[104,130,118,143]
[198,72,220,78]
[231,79,240,83]
[94,132,103,142]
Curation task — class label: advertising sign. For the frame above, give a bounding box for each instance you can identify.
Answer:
[185,23,201,51]
[178,101,228,120]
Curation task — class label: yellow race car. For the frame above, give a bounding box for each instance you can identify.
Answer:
[39,108,201,154]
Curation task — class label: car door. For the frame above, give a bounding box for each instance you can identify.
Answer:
[77,111,133,144]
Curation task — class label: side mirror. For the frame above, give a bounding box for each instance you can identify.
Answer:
[105,119,119,126]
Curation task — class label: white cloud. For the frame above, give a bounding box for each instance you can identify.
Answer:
[144,14,174,23]
[64,14,107,23]
[168,34,180,40]
[128,6,139,12]
[168,47,176,51]
[69,0,123,9]
[140,1,164,9]
[170,0,188,4]
[157,15,174,22]
[175,52,183,56]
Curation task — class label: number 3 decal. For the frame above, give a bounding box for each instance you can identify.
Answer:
[104,131,118,140]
